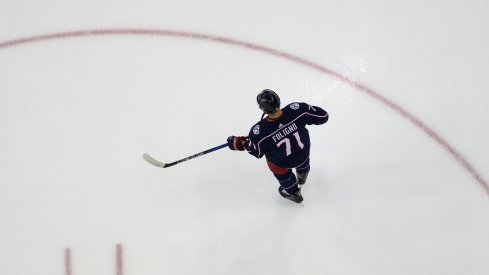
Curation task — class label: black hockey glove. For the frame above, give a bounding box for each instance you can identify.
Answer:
[227,136,247,151]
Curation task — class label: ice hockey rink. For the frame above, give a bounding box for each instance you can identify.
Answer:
[1,1,489,274]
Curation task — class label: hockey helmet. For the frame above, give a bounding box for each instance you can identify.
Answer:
[257,89,281,113]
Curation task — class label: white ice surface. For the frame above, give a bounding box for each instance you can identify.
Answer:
[1,1,489,274]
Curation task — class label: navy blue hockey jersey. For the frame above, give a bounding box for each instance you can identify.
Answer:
[246,102,328,168]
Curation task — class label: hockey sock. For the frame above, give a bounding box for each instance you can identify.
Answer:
[274,170,299,194]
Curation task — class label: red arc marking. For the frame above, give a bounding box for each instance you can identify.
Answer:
[1,28,487,197]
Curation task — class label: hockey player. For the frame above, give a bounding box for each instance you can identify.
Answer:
[227,89,329,203]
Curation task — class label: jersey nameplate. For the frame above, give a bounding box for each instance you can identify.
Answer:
[272,123,298,143]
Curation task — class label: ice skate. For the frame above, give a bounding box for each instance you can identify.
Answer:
[278,187,303,203]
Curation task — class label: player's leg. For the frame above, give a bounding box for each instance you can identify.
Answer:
[296,157,310,186]
[267,160,303,203]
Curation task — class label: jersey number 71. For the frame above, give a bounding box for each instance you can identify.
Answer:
[276,132,305,156]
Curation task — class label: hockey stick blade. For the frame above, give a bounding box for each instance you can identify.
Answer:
[143,153,173,168]
[143,143,228,169]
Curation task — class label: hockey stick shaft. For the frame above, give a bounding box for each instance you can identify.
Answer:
[143,143,228,168]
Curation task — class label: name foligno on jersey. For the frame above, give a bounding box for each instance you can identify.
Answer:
[272,123,298,143]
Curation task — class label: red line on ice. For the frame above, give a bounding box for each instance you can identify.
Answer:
[64,248,72,275]
[116,244,123,275]
[0,28,487,197]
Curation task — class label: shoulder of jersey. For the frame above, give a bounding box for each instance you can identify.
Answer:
[250,123,261,136]
[286,102,307,111]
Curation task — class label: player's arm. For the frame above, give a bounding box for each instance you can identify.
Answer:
[302,103,328,125]
[244,138,263,159]
[243,123,265,159]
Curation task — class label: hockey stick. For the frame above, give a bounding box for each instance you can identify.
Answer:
[143,143,228,168]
